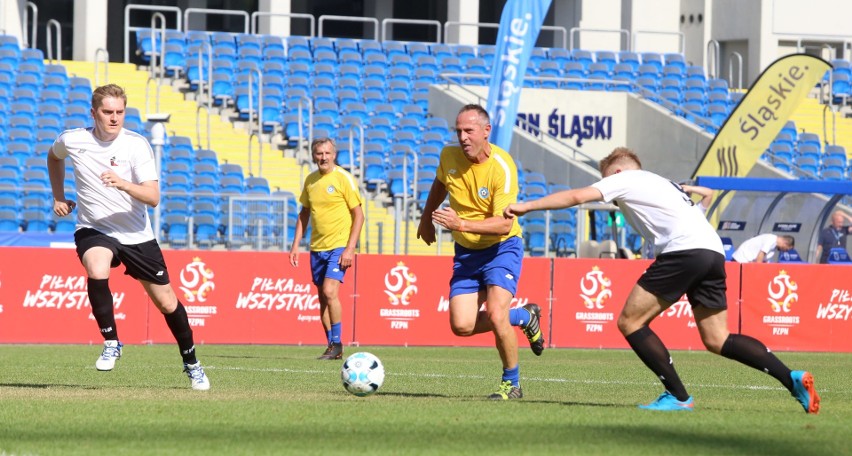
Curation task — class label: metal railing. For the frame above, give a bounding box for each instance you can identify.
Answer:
[706,39,720,79]
[436,72,605,164]
[94,48,109,86]
[251,11,315,36]
[787,34,852,60]
[728,51,743,90]
[22,1,37,48]
[245,67,264,177]
[184,8,249,33]
[45,19,61,63]
[143,13,166,116]
[296,96,314,162]
[123,4,182,63]
[392,147,418,255]
[444,21,567,48]
[319,15,379,40]
[631,30,685,54]
[226,196,292,251]
[381,18,441,43]
[193,41,213,150]
[569,27,630,51]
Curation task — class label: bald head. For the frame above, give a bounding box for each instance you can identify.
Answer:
[831,211,847,228]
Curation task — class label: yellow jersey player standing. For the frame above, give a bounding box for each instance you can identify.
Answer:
[290,138,364,360]
[417,104,544,400]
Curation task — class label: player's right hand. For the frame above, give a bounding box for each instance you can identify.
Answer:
[53,200,76,217]
[503,203,527,219]
[417,220,436,245]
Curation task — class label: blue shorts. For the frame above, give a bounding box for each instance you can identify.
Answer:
[310,248,346,286]
[449,236,523,298]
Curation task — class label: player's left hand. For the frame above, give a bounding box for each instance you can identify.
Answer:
[503,203,529,219]
[339,247,355,270]
[100,170,126,191]
[432,207,462,231]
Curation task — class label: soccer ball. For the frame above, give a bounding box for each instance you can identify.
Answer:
[341,352,384,397]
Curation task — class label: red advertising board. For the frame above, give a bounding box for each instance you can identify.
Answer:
[551,259,644,349]
[740,263,852,352]
[352,255,552,348]
[551,259,740,350]
[0,247,149,343]
[147,250,355,345]
[0,246,846,353]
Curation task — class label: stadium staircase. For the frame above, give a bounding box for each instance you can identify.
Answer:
[57,60,453,255]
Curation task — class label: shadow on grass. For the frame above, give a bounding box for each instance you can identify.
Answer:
[206,353,310,361]
[573,423,829,455]
[379,391,452,398]
[0,382,101,389]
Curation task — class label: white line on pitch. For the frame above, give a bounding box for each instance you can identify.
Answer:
[206,365,796,392]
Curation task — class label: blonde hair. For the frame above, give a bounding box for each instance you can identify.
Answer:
[91,84,127,110]
[599,147,642,173]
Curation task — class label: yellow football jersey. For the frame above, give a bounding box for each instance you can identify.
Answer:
[437,143,522,249]
[299,166,363,251]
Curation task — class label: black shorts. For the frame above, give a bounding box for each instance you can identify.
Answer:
[637,248,727,309]
[74,228,171,285]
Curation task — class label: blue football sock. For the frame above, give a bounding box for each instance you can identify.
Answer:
[325,329,332,345]
[509,307,531,326]
[330,322,342,344]
[503,365,520,387]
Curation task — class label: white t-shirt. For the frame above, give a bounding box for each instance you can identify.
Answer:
[592,170,724,256]
[52,127,158,245]
[732,233,778,263]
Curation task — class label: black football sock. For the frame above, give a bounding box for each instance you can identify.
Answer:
[625,326,690,401]
[88,278,118,341]
[721,334,794,391]
[163,302,198,365]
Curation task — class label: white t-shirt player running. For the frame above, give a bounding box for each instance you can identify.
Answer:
[52,127,158,245]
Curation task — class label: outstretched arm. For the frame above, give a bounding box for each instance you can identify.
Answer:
[681,184,714,209]
[504,186,604,218]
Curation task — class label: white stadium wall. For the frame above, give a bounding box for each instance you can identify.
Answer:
[467,86,628,163]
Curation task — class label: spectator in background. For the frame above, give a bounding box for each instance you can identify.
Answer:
[731,233,795,263]
[679,183,715,215]
[47,84,210,390]
[289,138,364,360]
[815,210,852,264]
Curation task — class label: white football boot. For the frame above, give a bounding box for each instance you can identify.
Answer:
[95,340,123,371]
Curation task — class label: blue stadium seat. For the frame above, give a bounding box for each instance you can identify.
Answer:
[571,50,594,69]
[828,247,852,264]
[797,132,821,152]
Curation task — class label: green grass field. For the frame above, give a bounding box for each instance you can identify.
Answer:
[0,344,848,455]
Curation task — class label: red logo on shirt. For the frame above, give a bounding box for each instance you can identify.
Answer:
[110,156,117,167]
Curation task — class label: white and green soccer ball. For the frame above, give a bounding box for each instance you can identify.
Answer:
[341,352,384,397]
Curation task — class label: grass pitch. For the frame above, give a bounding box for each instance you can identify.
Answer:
[0,345,848,455]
